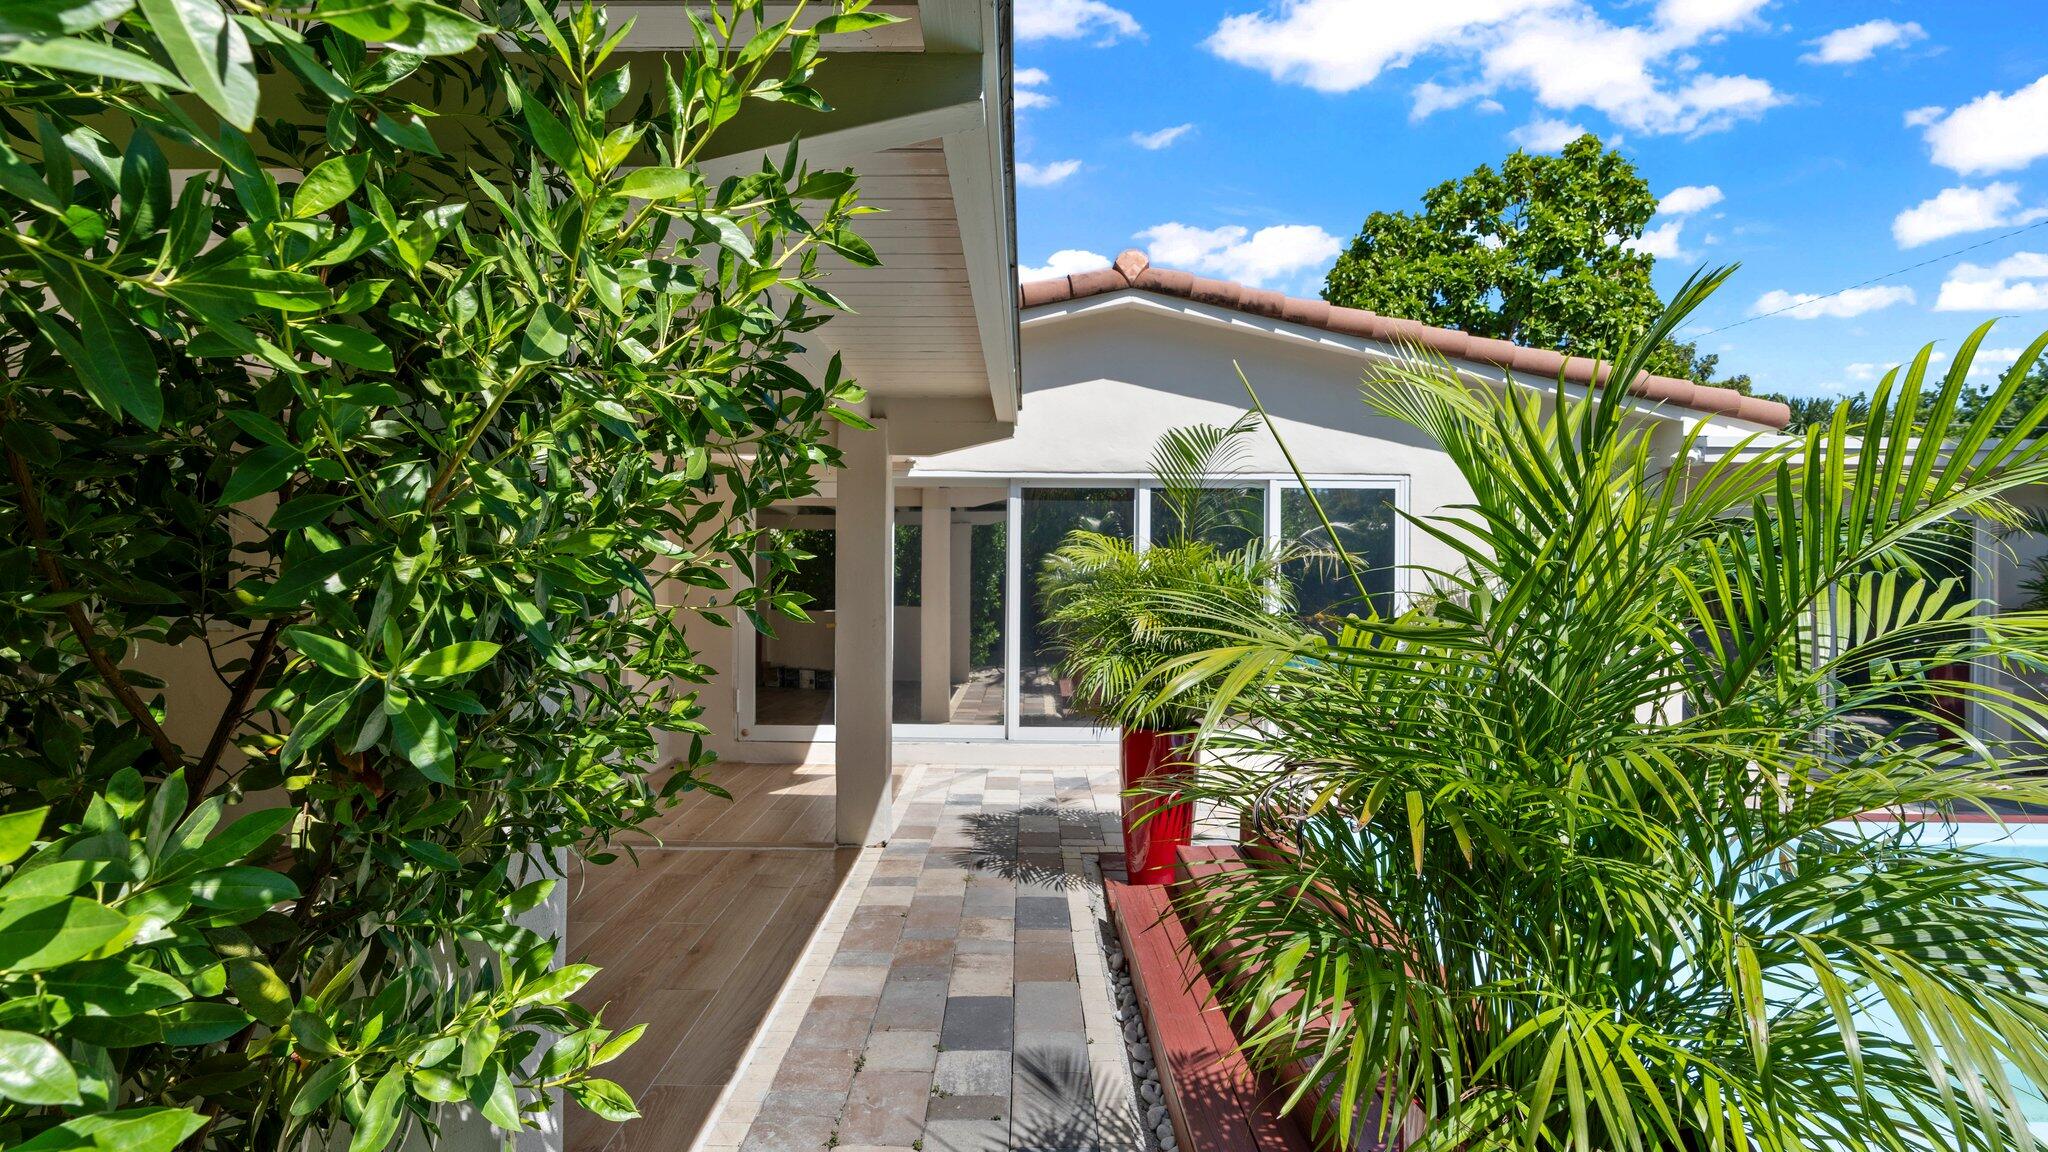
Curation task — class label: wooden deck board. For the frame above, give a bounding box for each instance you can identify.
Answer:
[565,763,873,1152]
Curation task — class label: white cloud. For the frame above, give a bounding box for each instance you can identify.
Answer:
[1135,222,1344,289]
[1016,159,1082,188]
[1843,361,1883,383]
[1016,0,1141,44]
[1207,0,1559,95]
[1625,221,1688,260]
[1019,249,1110,281]
[1892,183,2048,247]
[1751,285,1916,320]
[1919,75,2048,175]
[1800,19,1926,65]
[1659,184,1723,215]
[1207,0,1781,137]
[1968,347,2028,380]
[1904,105,1945,128]
[1130,123,1194,150]
[1936,251,2048,311]
[1507,117,1586,151]
[1015,67,1054,110]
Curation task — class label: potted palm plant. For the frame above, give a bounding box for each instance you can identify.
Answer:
[1038,419,1298,883]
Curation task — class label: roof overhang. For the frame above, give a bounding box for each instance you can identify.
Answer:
[650,0,1021,441]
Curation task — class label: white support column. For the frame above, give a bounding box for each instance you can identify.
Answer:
[834,419,894,846]
[920,487,954,723]
[950,524,972,684]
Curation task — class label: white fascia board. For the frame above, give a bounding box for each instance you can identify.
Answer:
[934,0,1019,422]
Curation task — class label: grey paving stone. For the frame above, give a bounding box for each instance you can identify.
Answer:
[926,1094,1010,1123]
[1011,893,1073,926]
[839,1069,932,1145]
[862,1028,940,1071]
[739,1113,839,1152]
[1012,1031,1097,1152]
[874,975,948,1031]
[933,1050,1010,1098]
[920,1118,1011,1152]
[1014,980,1085,1035]
[791,995,879,1050]
[939,995,1014,1052]
[759,1086,848,1117]
[818,965,890,998]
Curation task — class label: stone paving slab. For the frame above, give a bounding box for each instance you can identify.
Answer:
[701,763,1142,1152]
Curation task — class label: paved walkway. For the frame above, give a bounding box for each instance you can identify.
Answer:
[699,762,1143,1152]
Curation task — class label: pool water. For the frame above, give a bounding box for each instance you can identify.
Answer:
[1826,819,2048,1133]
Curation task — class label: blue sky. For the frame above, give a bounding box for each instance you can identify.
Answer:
[1008,0,2048,399]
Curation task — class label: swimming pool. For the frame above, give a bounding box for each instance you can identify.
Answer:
[1827,818,2048,1133]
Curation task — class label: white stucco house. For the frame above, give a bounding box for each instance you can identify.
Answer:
[662,249,2048,850]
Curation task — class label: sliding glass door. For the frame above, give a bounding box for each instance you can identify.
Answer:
[1015,487,1135,732]
[740,476,1406,742]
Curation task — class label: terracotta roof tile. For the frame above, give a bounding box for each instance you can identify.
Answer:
[1021,249,1791,430]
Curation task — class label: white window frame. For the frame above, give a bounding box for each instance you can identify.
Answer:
[737,473,1412,744]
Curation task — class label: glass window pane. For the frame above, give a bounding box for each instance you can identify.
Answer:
[1021,487,1134,727]
[891,499,1008,726]
[754,509,835,726]
[1281,487,1397,626]
[1149,486,1264,552]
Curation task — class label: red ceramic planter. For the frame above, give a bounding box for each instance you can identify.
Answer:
[1120,728,1195,885]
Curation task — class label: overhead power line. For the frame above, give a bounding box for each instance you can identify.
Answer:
[1690,216,2048,338]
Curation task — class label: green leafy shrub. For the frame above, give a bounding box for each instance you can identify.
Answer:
[0,0,890,1146]
[1168,273,2048,1151]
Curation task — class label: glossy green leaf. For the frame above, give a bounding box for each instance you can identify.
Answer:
[217,443,302,505]
[184,866,299,910]
[0,808,46,865]
[401,641,500,680]
[42,959,192,1016]
[347,1068,405,1152]
[159,1001,252,1045]
[618,166,696,201]
[301,323,394,372]
[0,1028,80,1105]
[0,36,186,87]
[9,1107,207,1152]
[36,259,160,427]
[292,153,368,218]
[567,1076,637,1121]
[285,628,376,678]
[0,896,129,970]
[137,0,258,128]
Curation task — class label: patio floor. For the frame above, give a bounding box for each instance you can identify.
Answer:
[567,759,1142,1152]
[705,761,1141,1152]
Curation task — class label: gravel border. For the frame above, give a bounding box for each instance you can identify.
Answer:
[1102,926,1178,1152]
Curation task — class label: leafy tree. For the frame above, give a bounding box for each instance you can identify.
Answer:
[0,0,891,1148]
[1323,133,1747,390]
[1155,281,2048,1151]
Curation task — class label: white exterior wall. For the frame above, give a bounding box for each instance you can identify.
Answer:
[911,303,1480,584]
[678,293,1782,765]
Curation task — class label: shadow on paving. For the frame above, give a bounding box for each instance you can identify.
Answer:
[1009,1038,1146,1152]
[947,803,1106,891]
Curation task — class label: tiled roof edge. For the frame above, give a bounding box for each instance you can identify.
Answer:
[1021,249,1792,430]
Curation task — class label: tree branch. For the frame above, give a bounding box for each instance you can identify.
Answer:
[4,444,184,773]
[187,616,287,805]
